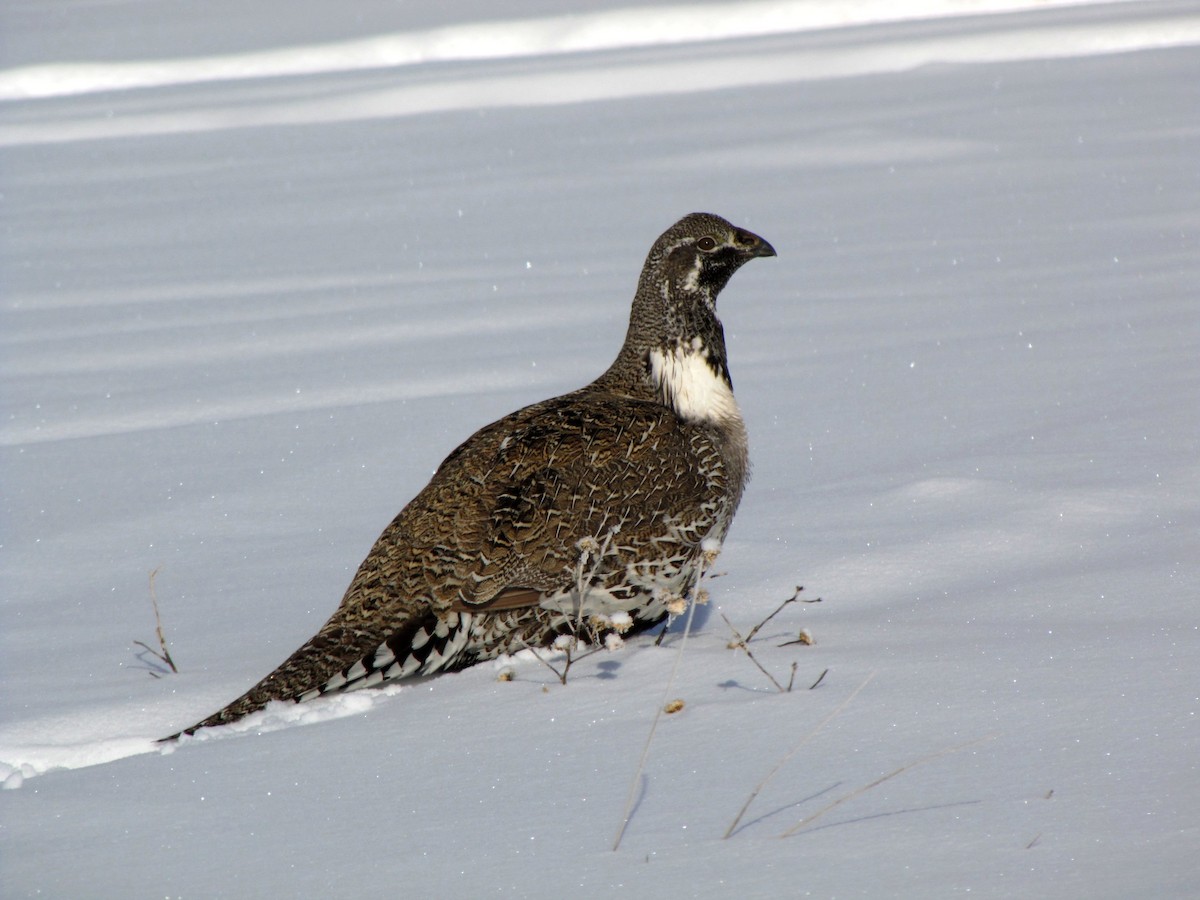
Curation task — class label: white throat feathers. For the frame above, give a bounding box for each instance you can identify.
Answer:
[648,337,741,425]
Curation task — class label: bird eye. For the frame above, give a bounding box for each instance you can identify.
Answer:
[696,236,718,252]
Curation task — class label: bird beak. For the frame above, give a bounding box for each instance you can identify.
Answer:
[736,229,777,259]
[753,237,777,259]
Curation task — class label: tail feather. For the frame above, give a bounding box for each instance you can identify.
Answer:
[162,609,469,741]
[162,598,673,741]
[297,610,477,701]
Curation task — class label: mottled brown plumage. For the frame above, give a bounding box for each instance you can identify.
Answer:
[166,212,774,738]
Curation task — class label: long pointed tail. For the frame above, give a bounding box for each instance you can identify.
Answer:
[161,609,466,741]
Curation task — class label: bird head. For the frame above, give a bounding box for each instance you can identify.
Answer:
[597,213,775,404]
[630,212,775,355]
[646,212,777,308]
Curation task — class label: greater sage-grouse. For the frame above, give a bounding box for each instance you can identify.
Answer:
[166,212,774,738]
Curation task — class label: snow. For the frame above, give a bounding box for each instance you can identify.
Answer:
[2,0,1198,895]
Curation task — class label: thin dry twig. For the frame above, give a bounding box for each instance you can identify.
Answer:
[723,586,821,692]
[524,529,620,684]
[134,567,178,676]
[745,585,818,643]
[524,639,605,685]
[724,671,876,839]
[779,733,997,837]
[722,612,789,692]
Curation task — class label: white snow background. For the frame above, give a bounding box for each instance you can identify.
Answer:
[2,0,1198,896]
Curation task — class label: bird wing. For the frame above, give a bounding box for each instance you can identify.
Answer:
[413,390,718,613]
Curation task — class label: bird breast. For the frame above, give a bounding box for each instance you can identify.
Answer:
[648,338,741,426]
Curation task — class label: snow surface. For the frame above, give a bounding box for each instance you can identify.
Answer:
[2,0,1198,896]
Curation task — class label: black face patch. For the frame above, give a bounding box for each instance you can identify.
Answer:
[698,248,740,285]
